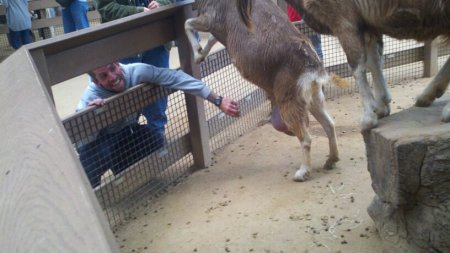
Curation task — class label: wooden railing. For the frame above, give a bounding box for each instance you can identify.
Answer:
[0,0,100,34]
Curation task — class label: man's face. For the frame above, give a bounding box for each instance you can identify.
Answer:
[92,63,125,92]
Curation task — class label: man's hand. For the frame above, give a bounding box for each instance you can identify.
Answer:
[219,97,240,117]
[87,98,105,108]
[147,0,159,10]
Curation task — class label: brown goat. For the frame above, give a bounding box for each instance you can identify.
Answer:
[185,0,344,181]
[244,0,450,130]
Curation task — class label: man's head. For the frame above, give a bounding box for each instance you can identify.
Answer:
[89,62,125,92]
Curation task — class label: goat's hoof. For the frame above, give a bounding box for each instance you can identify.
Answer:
[360,113,378,131]
[324,157,339,170]
[415,93,434,107]
[382,94,392,105]
[376,104,390,119]
[293,167,310,182]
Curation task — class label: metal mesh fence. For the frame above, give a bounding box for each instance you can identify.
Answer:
[0,4,100,62]
[201,49,271,152]
[63,83,195,228]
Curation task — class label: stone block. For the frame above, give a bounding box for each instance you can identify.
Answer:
[363,96,450,253]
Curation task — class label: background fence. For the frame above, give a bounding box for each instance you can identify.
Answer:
[2,0,450,232]
[0,0,100,62]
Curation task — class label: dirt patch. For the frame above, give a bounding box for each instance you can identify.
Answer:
[114,78,446,253]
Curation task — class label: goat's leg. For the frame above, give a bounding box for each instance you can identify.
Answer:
[198,35,218,62]
[366,34,391,118]
[416,57,450,121]
[185,16,211,63]
[279,103,312,182]
[337,32,378,130]
[309,81,339,170]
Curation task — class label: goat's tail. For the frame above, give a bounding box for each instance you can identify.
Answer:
[237,0,253,30]
[329,73,349,89]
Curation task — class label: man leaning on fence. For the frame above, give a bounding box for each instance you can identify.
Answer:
[76,62,240,188]
[94,0,180,161]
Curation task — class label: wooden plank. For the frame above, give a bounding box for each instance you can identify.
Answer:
[175,6,211,168]
[424,39,439,77]
[39,15,178,84]
[62,84,173,144]
[28,0,61,10]
[0,48,119,253]
[29,48,53,102]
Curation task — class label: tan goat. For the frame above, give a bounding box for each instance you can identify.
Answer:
[185,0,344,181]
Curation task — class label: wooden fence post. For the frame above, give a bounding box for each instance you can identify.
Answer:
[174,3,212,168]
[424,39,438,77]
[0,49,120,253]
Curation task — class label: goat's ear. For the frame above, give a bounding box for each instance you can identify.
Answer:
[237,0,253,31]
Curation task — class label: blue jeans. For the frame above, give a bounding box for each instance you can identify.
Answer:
[77,123,164,188]
[309,34,323,61]
[121,45,170,135]
[9,29,32,49]
[62,0,89,33]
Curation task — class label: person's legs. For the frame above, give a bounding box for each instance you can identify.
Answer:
[141,46,170,134]
[70,0,90,30]
[111,124,164,176]
[141,46,170,68]
[62,5,76,33]
[19,29,32,45]
[77,135,114,188]
[120,55,142,65]
[309,34,323,61]
[8,29,21,49]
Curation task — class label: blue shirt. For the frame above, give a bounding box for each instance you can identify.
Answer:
[77,63,211,133]
[1,0,32,31]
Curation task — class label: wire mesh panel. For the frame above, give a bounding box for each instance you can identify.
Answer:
[63,84,195,227]
[200,49,271,152]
